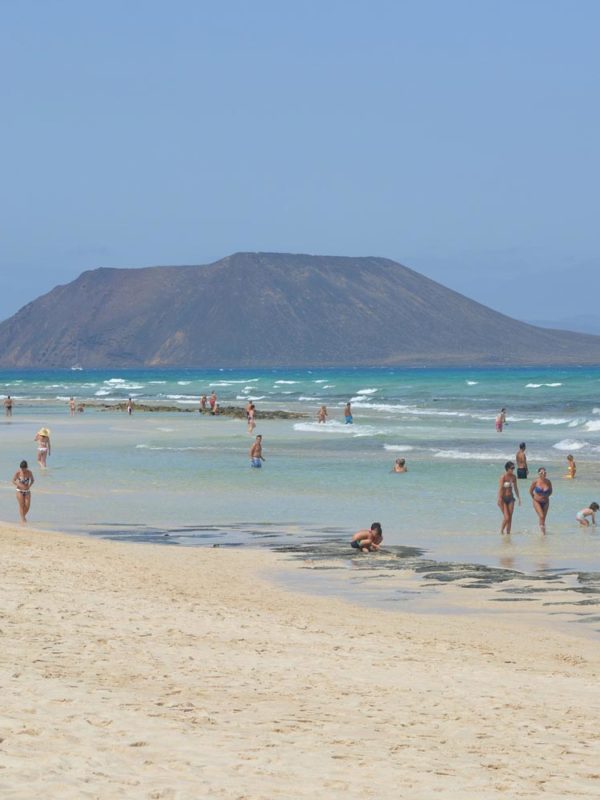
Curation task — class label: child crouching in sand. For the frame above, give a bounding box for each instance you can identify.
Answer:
[576,503,599,527]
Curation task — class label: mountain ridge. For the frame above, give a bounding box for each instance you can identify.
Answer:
[1,251,599,368]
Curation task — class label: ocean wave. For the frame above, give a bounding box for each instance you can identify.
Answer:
[525,382,563,388]
[383,444,414,452]
[593,408,600,415]
[210,379,259,386]
[166,394,197,400]
[434,450,509,460]
[156,427,175,432]
[56,396,71,401]
[177,381,192,385]
[293,422,355,434]
[136,445,207,451]
[274,380,298,385]
[235,395,266,401]
[95,390,111,396]
[532,417,571,426]
[356,388,378,395]
[313,380,328,384]
[552,439,589,451]
[583,420,600,432]
[466,381,479,385]
[149,381,167,384]
[298,396,321,402]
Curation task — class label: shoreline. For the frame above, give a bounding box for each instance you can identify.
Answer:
[2,523,600,798]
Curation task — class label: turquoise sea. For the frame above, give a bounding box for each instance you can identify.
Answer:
[2,367,600,608]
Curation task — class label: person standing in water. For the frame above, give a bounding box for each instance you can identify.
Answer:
[495,408,507,432]
[564,454,576,479]
[515,442,528,479]
[34,428,51,468]
[247,403,256,433]
[497,461,521,535]
[127,397,133,415]
[200,395,207,412]
[12,460,34,523]
[209,391,217,412]
[344,402,353,424]
[350,523,383,552]
[317,405,328,424]
[4,395,13,417]
[529,467,553,533]
[250,435,265,468]
[69,397,76,416]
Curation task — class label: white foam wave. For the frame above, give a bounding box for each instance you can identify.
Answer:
[356,388,378,395]
[210,379,258,386]
[177,381,192,385]
[235,395,265,401]
[313,380,328,384]
[532,417,570,426]
[593,408,600,415]
[466,381,478,385]
[95,390,111,396]
[56,396,71,401]
[383,445,414,452]
[293,422,355,434]
[434,450,509,460]
[298,396,320,401]
[526,382,563,388]
[274,380,298,385]
[149,381,167,384]
[166,394,197,400]
[552,439,589,451]
[136,445,206,451]
[583,420,600,432]
[156,427,175,432]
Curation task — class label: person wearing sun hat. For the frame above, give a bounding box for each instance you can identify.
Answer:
[34,427,51,468]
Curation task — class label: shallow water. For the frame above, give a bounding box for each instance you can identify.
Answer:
[2,366,600,586]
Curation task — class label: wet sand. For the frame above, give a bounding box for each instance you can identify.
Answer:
[1,522,600,799]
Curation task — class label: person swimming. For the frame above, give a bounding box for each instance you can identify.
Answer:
[392,458,407,473]
[529,467,553,533]
[497,461,521,535]
[350,523,383,552]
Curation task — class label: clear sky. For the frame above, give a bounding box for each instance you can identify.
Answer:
[2,0,599,329]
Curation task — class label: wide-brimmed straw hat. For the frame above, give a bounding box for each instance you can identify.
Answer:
[37,427,50,437]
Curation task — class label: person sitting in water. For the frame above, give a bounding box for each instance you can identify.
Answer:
[576,503,599,527]
[392,458,407,473]
[564,454,576,479]
[350,522,383,552]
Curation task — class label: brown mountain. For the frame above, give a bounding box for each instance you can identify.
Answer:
[0,252,599,367]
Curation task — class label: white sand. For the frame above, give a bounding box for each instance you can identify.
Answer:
[1,523,599,799]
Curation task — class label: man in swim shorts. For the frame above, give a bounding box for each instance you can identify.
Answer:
[350,523,383,552]
[250,435,265,468]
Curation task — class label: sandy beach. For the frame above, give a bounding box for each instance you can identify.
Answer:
[1,524,599,799]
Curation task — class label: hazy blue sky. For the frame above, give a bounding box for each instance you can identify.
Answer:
[2,1,599,329]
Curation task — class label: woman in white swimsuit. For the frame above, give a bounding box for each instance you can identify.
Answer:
[34,427,51,468]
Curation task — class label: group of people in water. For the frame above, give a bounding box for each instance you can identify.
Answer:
[5,395,599,538]
[497,442,596,536]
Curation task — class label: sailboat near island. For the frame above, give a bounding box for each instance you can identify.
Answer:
[71,341,83,371]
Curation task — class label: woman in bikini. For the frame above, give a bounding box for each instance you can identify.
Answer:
[34,427,51,468]
[497,461,520,535]
[529,467,553,533]
[12,460,34,523]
